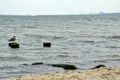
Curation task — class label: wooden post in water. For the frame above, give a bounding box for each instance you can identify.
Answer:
[43,42,51,47]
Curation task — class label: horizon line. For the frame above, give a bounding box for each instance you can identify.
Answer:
[0,12,120,16]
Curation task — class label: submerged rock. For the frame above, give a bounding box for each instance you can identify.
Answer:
[32,62,44,65]
[23,64,28,65]
[50,64,77,70]
[22,62,44,66]
[22,62,77,70]
[92,64,106,69]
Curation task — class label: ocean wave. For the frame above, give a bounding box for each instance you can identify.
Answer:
[24,34,65,40]
[0,65,16,70]
[94,58,120,63]
[93,60,107,63]
[0,56,27,61]
[80,41,95,43]
[57,54,69,58]
[106,35,120,39]
[78,40,105,43]
[106,46,120,48]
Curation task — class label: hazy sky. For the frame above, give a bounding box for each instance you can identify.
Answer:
[0,0,120,15]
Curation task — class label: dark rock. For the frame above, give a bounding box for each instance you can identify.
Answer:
[62,65,77,70]
[23,64,28,65]
[51,64,77,70]
[9,42,19,48]
[43,42,51,47]
[93,64,106,69]
[32,62,43,65]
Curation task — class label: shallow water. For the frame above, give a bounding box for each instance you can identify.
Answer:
[0,14,120,79]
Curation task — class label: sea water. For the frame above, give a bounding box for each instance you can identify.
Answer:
[0,14,120,78]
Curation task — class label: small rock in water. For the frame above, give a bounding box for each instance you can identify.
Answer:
[23,64,28,65]
[92,64,106,69]
[32,62,44,65]
[50,64,77,70]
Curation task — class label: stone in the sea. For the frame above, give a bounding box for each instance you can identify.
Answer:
[93,64,106,69]
[23,64,28,65]
[51,64,77,70]
[43,42,51,47]
[32,62,43,65]
[9,42,19,48]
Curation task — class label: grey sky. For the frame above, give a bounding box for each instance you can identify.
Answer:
[0,0,120,15]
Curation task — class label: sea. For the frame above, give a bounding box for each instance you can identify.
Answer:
[0,14,120,79]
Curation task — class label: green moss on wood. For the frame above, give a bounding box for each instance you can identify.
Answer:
[9,42,19,48]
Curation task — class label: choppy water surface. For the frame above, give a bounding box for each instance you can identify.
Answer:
[0,14,120,79]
